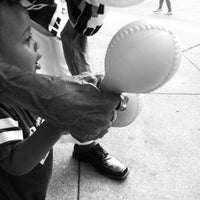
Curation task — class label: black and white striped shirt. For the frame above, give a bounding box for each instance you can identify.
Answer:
[21,0,108,37]
[0,103,53,200]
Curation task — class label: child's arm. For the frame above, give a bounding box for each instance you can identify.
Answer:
[0,121,62,176]
[0,62,120,142]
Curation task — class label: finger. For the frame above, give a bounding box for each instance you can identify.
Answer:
[79,72,97,84]
[115,93,128,111]
[94,73,104,88]
[111,110,118,124]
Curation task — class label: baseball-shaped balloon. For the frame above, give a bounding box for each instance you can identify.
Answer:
[94,0,145,7]
[101,20,181,93]
[112,93,142,127]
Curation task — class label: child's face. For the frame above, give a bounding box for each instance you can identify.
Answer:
[0,3,41,72]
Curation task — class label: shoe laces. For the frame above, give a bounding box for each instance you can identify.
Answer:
[94,144,109,159]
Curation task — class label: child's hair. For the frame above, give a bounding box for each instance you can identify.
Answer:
[0,0,20,5]
[0,0,53,5]
[0,0,21,43]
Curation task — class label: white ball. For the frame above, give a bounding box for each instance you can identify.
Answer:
[103,20,181,93]
[94,0,145,7]
[112,93,142,127]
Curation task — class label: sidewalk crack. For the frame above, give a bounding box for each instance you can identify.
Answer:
[77,161,81,200]
[182,53,200,72]
[182,43,200,53]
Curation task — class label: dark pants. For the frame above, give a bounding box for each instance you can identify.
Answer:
[159,0,172,11]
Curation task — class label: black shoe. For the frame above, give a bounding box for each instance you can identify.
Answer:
[72,143,129,180]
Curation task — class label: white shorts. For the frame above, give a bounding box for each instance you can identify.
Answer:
[32,21,93,144]
[32,21,70,77]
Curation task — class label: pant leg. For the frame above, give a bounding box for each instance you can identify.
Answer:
[158,0,164,9]
[165,0,172,11]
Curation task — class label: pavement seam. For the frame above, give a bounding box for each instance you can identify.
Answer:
[182,43,200,53]
[149,93,200,95]
[182,52,200,72]
[77,161,81,200]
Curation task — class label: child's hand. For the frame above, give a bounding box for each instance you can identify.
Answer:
[54,72,120,142]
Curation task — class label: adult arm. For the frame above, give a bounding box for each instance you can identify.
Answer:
[61,20,91,75]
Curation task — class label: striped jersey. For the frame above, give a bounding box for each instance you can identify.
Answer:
[0,103,52,200]
[21,0,108,37]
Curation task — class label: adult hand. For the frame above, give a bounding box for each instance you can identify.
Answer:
[0,63,120,142]
[65,72,119,142]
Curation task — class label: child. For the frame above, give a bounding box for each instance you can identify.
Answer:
[0,0,120,142]
[0,1,126,199]
[0,1,64,199]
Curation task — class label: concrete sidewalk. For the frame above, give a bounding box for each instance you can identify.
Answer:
[47,0,200,199]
